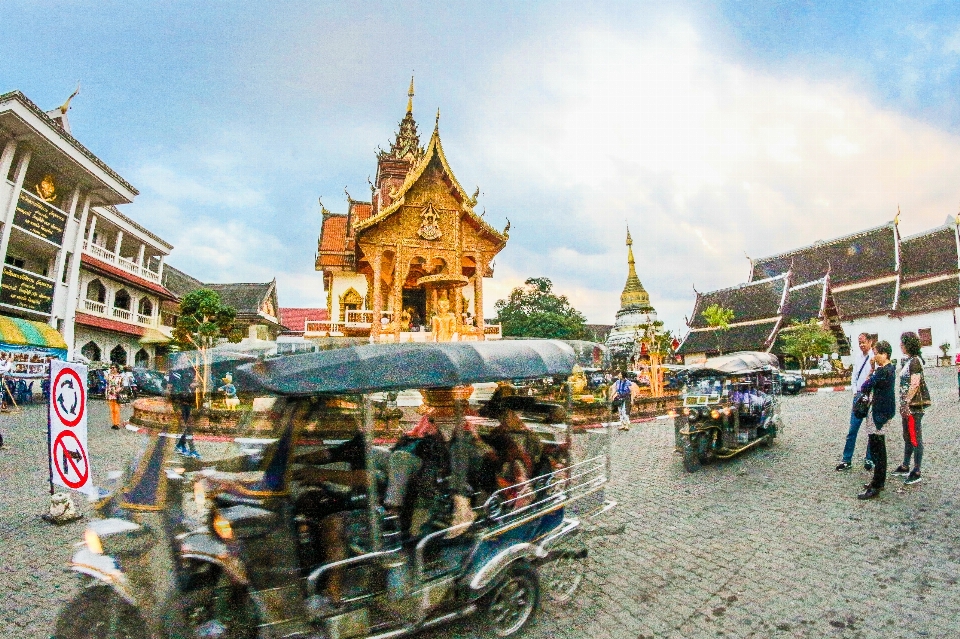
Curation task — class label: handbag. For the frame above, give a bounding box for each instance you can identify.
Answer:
[852,391,871,419]
[907,358,932,409]
[610,397,624,414]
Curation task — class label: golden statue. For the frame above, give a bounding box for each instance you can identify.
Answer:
[35,174,57,203]
[432,297,457,342]
[399,308,412,331]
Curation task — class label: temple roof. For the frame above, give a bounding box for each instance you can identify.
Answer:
[832,281,898,319]
[750,222,897,286]
[900,224,958,282]
[782,278,826,324]
[688,274,788,329]
[677,319,780,356]
[619,228,654,312]
[378,77,424,163]
[897,277,960,315]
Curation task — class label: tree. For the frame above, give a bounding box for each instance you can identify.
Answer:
[495,277,587,339]
[778,319,838,377]
[172,289,238,399]
[635,320,675,397]
[701,303,735,355]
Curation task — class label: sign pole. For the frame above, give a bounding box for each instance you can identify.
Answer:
[43,360,88,524]
[46,365,54,496]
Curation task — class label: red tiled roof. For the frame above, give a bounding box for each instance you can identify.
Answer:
[80,254,178,301]
[280,307,329,332]
[75,312,146,336]
[350,201,373,224]
[319,215,348,252]
[317,254,352,268]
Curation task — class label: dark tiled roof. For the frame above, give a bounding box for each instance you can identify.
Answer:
[678,319,779,355]
[205,282,273,314]
[751,224,896,286]
[900,226,958,281]
[161,265,204,298]
[782,281,824,324]
[0,91,138,195]
[897,278,960,315]
[688,276,786,329]
[833,281,897,319]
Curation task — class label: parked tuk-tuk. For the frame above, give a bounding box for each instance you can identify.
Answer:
[54,340,614,639]
[673,351,783,472]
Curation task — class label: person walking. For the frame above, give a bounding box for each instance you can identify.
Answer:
[105,364,124,430]
[610,371,636,432]
[837,332,876,471]
[856,340,896,500]
[954,351,960,400]
[891,332,929,486]
[170,367,200,458]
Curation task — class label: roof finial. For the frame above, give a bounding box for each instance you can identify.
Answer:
[894,205,900,226]
[435,108,440,130]
[407,75,414,114]
[58,82,81,115]
[626,224,633,246]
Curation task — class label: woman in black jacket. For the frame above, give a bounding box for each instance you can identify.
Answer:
[857,340,896,500]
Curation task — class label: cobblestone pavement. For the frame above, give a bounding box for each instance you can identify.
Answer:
[3,369,960,638]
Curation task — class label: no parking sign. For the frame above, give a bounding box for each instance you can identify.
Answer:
[48,360,93,495]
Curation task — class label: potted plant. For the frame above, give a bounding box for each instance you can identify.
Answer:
[939,342,952,367]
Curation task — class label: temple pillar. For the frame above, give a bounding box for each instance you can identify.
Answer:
[392,249,405,341]
[474,264,484,341]
[370,250,382,342]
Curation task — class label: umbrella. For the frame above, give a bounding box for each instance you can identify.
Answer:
[234,340,581,395]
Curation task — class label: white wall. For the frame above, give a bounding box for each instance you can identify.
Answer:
[330,273,368,321]
[841,309,957,364]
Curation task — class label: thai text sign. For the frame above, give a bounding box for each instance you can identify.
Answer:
[14,190,67,245]
[48,360,93,495]
[0,265,54,315]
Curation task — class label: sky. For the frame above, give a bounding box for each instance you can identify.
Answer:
[4,1,960,336]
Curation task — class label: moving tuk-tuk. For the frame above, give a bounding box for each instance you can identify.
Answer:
[54,340,614,639]
[673,351,783,472]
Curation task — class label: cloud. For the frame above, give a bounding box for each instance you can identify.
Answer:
[466,20,960,331]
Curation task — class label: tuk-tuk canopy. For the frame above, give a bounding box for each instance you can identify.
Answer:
[687,351,779,376]
[234,340,581,395]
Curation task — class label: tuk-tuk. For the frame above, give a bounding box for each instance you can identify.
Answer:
[673,351,783,472]
[54,340,614,639]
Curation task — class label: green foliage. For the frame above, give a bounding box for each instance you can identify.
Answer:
[779,319,837,375]
[637,321,674,355]
[495,277,587,339]
[701,303,735,355]
[939,341,951,357]
[172,289,238,351]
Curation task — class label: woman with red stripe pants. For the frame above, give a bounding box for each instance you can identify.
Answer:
[892,332,928,486]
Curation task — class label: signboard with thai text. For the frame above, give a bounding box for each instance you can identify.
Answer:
[0,265,54,315]
[13,189,67,245]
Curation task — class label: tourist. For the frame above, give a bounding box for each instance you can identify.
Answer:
[856,340,895,500]
[836,332,875,471]
[170,367,200,458]
[610,371,636,432]
[891,332,930,486]
[954,351,960,400]
[105,364,124,430]
[0,352,11,410]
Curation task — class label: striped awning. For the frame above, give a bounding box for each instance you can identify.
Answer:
[0,315,67,349]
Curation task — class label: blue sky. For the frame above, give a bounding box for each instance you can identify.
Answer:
[4,1,960,333]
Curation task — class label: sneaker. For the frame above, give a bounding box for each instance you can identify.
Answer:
[835,462,852,471]
[891,465,910,476]
[864,460,874,471]
[188,450,202,460]
[904,471,922,485]
[111,425,120,430]
[176,445,190,457]
[857,486,881,500]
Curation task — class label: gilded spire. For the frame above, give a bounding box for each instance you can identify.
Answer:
[407,76,414,114]
[620,225,653,312]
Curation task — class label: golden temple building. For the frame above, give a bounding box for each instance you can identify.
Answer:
[315,80,508,342]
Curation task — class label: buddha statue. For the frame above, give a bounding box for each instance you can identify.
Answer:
[432,297,457,342]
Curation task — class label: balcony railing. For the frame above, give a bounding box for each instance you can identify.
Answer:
[302,318,502,340]
[80,298,157,327]
[83,299,106,314]
[82,240,162,284]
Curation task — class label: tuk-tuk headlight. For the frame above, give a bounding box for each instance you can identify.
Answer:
[687,409,698,422]
[212,512,234,540]
[84,528,103,555]
[710,409,720,420]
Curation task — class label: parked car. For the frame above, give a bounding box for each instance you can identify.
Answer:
[132,368,167,396]
[777,370,804,395]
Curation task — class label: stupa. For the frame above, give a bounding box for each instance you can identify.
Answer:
[606,227,657,354]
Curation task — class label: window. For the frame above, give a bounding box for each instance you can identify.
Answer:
[85,280,106,303]
[138,298,153,317]
[61,253,71,284]
[134,348,150,368]
[918,328,933,347]
[114,289,131,310]
[4,255,25,269]
[110,345,127,366]
[81,341,101,362]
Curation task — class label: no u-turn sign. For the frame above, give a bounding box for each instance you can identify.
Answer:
[48,360,92,495]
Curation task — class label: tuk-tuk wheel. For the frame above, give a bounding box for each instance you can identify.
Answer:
[53,586,144,639]
[540,537,587,606]
[682,434,703,473]
[480,560,540,637]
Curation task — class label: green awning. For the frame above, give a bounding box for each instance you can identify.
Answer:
[0,315,67,349]
[139,328,172,345]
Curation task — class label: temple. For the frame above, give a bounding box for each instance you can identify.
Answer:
[605,228,657,356]
[315,80,508,341]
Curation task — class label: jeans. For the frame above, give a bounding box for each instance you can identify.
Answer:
[901,413,923,472]
[618,400,631,427]
[176,400,195,451]
[841,407,874,464]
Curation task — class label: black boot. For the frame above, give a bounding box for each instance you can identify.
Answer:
[859,433,886,499]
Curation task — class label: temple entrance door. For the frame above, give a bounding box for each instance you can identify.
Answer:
[401,287,427,329]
